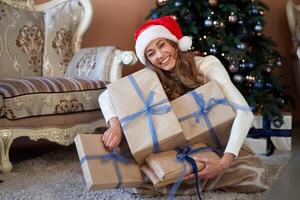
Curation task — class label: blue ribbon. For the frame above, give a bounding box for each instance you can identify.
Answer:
[169,145,211,200]
[248,117,292,156]
[178,90,251,151]
[119,75,171,153]
[80,150,130,189]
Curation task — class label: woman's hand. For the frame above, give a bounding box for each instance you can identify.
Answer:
[101,117,122,151]
[185,153,235,180]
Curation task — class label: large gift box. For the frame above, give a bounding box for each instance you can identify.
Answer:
[141,143,219,188]
[246,112,292,155]
[171,81,236,148]
[74,134,143,190]
[107,68,185,164]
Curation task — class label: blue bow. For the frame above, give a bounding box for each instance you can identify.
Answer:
[169,145,211,200]
[80,149,130,189]
[119,75,171,153]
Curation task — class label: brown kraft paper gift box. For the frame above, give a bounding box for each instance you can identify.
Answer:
[171,81,236,147]
[141,143,219,188]
[107,68,185,164]
[74,134,143,191]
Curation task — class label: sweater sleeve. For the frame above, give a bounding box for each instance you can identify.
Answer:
[98,89,118,124]
[195,55,254,157]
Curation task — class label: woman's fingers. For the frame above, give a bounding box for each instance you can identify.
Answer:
[198,167,209,177]
[105,132,115,148]
[184,173,194,180]
[108,136,120,150]
[101,130,109,144]
[184,157,210,180]
[193,156,209,163]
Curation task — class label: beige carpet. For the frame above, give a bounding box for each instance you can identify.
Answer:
[0,145,291,200]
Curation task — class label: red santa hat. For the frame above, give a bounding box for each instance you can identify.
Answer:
[134,16,192,65]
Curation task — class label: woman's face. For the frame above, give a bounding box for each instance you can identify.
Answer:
[145,38,177,71]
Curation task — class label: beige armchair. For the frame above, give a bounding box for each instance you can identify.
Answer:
[0,0,136,173]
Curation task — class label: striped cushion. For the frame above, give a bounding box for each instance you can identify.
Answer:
[0,77,107,98]
[0,77,107,119]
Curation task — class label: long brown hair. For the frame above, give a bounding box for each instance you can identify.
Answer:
[146,39,206,100]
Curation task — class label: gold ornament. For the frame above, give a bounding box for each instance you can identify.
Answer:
[208,0,218,7]
[156,0,168,7]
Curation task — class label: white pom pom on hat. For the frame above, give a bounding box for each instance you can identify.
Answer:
[134,16,193,65]
[178,36,193,52]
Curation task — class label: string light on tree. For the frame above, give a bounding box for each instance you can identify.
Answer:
[265,82,273,88]
[174,0,182,7]
[209,44,218,55]
[228,12,238,23]
[237,42,246,50]
[204,17,213,28]
[239,62,246,68]
[254,79,263,89]
[229,64,239,73]
[233,74,244,83]
[276,59,283,67]
[246,75,256,83]
[238,19,244,25]
[265,67,272,73]
[213,20,220,28]
[245,62,254,68]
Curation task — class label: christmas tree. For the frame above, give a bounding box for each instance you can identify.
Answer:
[148,0,290,126]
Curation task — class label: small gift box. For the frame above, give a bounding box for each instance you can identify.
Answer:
[141,143,219,188]
[107,68,185,164]
[247,112,292,155]
[74,134,143,190]
[171,81,236,148]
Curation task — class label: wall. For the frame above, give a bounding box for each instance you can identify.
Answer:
[82,0,156,75]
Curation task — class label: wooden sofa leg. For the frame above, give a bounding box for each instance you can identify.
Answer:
[0,129,13,173]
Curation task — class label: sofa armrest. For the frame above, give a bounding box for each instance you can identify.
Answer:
[110,50,138,82]
[64,46,137,82]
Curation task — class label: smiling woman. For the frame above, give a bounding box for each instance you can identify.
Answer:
[97,16,268,195]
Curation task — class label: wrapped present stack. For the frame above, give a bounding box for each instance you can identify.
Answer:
[245,113,292,155]
[75,68,247,196]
